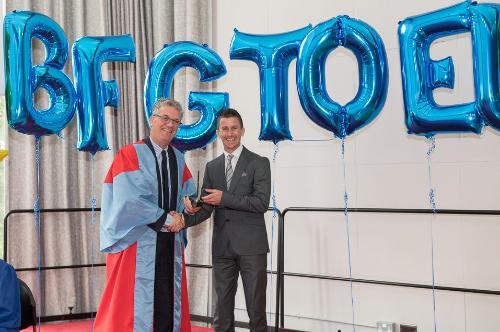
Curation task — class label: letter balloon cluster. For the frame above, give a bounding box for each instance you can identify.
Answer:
[3,2,499,153]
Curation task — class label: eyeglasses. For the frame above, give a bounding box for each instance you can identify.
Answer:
[153,114,181,126]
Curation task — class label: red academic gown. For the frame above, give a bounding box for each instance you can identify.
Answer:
[94,139,195,332]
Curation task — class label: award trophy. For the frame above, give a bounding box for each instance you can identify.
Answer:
[190,171,204,207]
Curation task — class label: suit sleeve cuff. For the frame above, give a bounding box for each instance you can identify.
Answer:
[148,211,168,232]
[220,191,230,208]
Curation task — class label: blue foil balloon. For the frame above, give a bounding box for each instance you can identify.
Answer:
[398,1,499,136]
[469,3,500,129]
[3,11,76,137]
[172,92,229,152]
[72,35,136,153]
[144,41,227,151]
[230,25,312,143]
[296,16,388,138]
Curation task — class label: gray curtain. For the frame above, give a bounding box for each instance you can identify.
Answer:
[105,0,215,319]
[6,0,111,318]
[6,0,214,320]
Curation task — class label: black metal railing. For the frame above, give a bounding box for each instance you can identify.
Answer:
[275,207,500,329]
[4,207,283,329]
[6,207,500,331]
[3,208,101,262]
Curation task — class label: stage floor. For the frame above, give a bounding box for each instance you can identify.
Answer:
[21,320,214,332]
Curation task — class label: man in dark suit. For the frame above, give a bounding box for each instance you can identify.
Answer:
[182,108,271,332]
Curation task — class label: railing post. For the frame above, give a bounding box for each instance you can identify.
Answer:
[279,210,286,328]
[274,210,283,331]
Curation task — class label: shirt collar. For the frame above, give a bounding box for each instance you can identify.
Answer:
[150,137,168,158]
[224,144,243,160]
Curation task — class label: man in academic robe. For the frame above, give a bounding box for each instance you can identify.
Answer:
[94,98,195,332]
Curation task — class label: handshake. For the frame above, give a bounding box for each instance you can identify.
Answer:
[161,211,185,233]
[161,191,218,233]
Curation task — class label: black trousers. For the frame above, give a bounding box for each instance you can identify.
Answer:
[213,246,267,332]
[154,231,175,332]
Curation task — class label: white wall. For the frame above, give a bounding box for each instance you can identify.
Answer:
[208,0,500,330]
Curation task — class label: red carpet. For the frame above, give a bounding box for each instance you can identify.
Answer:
[22,320,213,332]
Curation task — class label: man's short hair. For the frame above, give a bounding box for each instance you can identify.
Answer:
[217,108,243,128]
[152,98,183,120]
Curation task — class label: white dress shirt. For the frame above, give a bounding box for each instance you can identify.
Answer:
[223,144,243,172]
[150,137,173,230]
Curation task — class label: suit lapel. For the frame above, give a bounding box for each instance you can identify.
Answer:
[228,147,248,193]
[214,154,226,189]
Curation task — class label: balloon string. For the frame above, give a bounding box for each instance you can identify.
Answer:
[339,108,355,331]
[34,137,42,332]
[89,153,97,331]
[426,136,438,332]
[341,137,356,332]
[268,143,279,323]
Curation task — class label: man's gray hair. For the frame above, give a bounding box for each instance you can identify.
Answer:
[152,98,183,120]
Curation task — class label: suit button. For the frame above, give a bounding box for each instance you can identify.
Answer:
[226,219,230,222]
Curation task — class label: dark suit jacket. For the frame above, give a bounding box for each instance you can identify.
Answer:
[184,146,271,256]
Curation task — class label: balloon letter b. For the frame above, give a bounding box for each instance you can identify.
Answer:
[4,11,76,136]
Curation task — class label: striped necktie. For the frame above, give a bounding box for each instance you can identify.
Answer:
[225,154,234,189]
